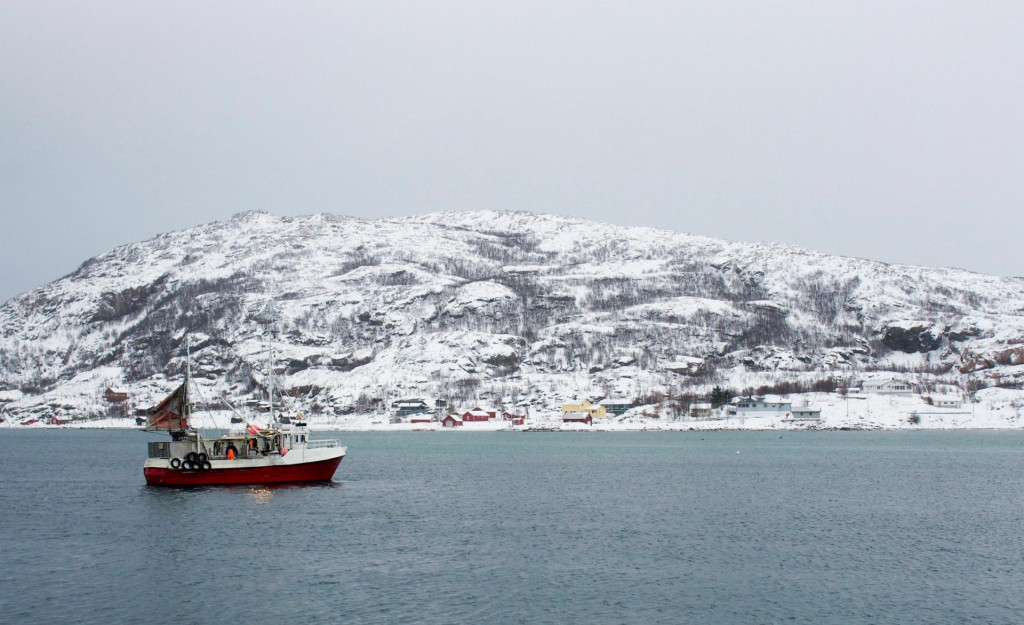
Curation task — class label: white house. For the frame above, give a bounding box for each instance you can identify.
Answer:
[931,396,963,409]
[788,407,822,420]
[726,397,792,417]
[689,403,714,419]
[862,378,913,395]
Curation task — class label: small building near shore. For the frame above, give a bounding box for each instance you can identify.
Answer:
[788,407,822,420]
[562,411,593,425]
[501,411,526,426]
[689,403,714,419]
[932,396,963,409]
[726,397,791,416]
[442,415,464,428]
[461,407,496,422]
[561,400,606,419]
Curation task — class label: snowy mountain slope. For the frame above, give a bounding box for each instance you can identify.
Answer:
[1,210,1022,420]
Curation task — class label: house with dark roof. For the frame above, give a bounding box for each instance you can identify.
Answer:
[601,399,635,415]
[394,399,431,416]
[105,387,129,403]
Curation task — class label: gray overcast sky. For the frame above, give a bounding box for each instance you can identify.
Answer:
[2,1,1022,303]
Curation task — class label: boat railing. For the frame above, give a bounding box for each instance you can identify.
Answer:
[307,439,343,449]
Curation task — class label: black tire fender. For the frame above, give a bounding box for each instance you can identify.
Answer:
[170,458,182,469]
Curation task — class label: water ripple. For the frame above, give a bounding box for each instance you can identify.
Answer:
[1,430,1023,624]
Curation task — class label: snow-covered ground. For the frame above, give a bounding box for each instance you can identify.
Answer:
[2,210,1023,425]
[6,388,1023,431]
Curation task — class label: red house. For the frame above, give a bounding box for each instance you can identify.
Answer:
[442,415,464,428]
[502,411,525,426]
[105,387,129,403]
[461,407,496,422]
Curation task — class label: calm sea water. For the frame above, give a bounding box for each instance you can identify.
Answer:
[1,430,1022,625]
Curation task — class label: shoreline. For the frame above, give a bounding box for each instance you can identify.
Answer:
[5,419,1024,433]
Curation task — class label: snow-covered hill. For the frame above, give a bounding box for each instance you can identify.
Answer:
[1,210,1023,424]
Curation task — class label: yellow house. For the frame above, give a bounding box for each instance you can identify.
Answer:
[561,400,607,419]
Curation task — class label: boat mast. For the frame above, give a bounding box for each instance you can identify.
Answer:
[268,329,275,428]
[257,286,279,430]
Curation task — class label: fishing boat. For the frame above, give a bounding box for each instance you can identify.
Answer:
[142,354,346,487]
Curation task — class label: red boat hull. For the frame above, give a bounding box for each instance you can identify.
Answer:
[144,456,344,486]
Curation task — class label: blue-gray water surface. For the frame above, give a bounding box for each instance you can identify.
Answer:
[1,430,1022,625]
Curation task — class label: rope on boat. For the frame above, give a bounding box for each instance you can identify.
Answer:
[218,392,258,430]
[187,377,222,430]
